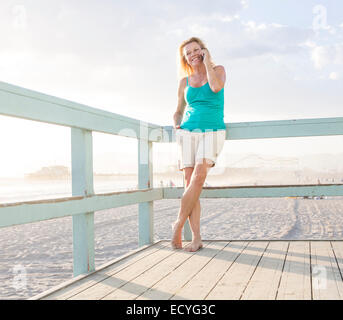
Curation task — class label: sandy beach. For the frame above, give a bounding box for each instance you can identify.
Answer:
[1,196,343,300]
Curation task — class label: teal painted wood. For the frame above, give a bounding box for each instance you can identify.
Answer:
[1,184,341,229]
[0,81,163,142]
[72,212,94,277]
[181,184,192,241]
[1,79,343,273]
[0,188,163,228]
[227,118,343,140]
[2,81,343,144]
[138,133,154,246]
[183,219,192,241]
[71,128,95,276]
[163,184,343,199]
[162,117,343,143]
[71,129,94,196]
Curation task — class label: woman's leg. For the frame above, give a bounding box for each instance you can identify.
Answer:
[171,167,194,249]
[183,167,202,251]
[186,199,202,252]
[172,167,201,250]
[171,159,212,250]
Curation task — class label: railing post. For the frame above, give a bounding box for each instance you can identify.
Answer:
[180,176,192,240]
[71,128,95,276]
[138,123,154,246]
[183,220,192,241]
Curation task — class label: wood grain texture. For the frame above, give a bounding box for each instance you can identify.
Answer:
[276,241,312,300]
[34,241,343,300]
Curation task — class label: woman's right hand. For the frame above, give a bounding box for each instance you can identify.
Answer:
[174,124,181,130]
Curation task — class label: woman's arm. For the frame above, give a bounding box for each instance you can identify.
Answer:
[202,48,226,93]
[173,77,187,129]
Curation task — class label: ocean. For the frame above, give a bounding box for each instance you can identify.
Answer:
[0,177,168,204]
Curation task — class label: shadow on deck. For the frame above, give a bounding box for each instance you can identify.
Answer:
[31,240,343,300]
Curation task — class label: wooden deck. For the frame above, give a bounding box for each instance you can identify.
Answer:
[32,240,343,300]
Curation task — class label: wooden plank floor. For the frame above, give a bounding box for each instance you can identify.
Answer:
[33,240,343,300]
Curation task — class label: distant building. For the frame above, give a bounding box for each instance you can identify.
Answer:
[25,166,70,180]
[165,165,178,173]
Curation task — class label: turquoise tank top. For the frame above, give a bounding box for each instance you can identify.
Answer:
[180,77,226,132]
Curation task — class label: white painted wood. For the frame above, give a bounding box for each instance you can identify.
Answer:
[137,241,227,300]
[102,242,200,299]
[311,241,343,300]
[276,241,312,300]
[241,241,288,300]
[172,241,248,300]
[69,242,175,300]
[331,241,343,281]
[34,241,343,300]
[206,241,269,300]
[35,242,163,300]
[3,79,343,301]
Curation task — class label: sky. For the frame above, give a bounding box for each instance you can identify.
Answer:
[0,0,343,177]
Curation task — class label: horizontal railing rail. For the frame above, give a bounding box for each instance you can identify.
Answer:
[1,80,342,278]
[2,184,343,229]
[0,81,163,141]
[162,117,343,142]
[163,184,343,199]
[0,188,163,228]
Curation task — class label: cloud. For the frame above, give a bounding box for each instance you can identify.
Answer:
[1,1,305,68]
[311,45,331,69]
[309,43,343,69]
[1,0,342,126]
[1,0,248,66]
[329,72,339,80]
[11,4,27,29]
[209,19,314,61]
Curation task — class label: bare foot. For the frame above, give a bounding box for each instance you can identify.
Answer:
[171,221,183,249]
[184,239,203,252]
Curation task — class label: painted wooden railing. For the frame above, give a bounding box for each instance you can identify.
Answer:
[1,80,343,277]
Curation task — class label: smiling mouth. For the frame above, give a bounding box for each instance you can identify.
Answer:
[191,56,201,62]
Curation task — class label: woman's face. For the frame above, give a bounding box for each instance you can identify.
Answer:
[183,41,203,67]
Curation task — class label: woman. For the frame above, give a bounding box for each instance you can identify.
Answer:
[172,37,227,252]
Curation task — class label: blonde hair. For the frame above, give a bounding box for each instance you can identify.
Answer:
[178,37,215,78]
